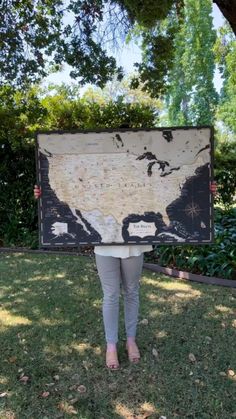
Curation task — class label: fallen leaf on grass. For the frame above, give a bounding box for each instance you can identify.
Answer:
[69,397,79,405]
[57,401,78,415]
[19,375,30,384]
[53,375,60,381]
[82,360,91,370]
[77,385,86,393]
[152,348,159,358]
[194,379,204,386]
[41,391,50,398]
[219,372,227,377]
[139,402,157,418]
[139,319,149,325]
[69,385,78,391]
[8,356,17,364]
[0,392,8,398]
[227,369,235,377]
[188,353,196,363]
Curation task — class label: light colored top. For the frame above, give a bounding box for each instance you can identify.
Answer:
[94,245,153,258]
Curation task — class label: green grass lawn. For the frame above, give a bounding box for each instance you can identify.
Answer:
[0,253,235,419]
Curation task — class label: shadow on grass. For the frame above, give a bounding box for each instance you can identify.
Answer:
[0,253,235,419]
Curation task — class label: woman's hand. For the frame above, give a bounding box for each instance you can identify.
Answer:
[210,181,217,195]
[34,185,42,199]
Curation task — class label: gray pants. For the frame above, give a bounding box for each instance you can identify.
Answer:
[95,253,144,343]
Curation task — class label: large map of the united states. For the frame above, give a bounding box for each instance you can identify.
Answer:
[37,128,212,245]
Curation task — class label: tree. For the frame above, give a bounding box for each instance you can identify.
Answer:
[166,0,218,125]
[0,83,157,246]
[214,24,236,134]
[0,0,123,86]
[82,76,162,110]
[1,1,235,88]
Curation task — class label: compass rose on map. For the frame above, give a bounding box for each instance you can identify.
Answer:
[184,202,201,218]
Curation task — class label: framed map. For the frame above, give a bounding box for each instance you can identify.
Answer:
[36,126,214,247]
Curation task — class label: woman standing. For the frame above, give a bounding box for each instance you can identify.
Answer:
[34,185,152,369]
[34,182,216,370]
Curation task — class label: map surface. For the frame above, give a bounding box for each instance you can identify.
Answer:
[36,127,214,247]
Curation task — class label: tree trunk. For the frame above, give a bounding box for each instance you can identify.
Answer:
[213,0,236,35]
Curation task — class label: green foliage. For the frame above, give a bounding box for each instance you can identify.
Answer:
[213,25,236,210]
[131,28,177,98]
[0,0,63,85]
[0,86,45,247]
[215,24,236,134]
[41,94,156,131]
[0,85,156,247]
[82,77,163,111]
[1,0,236,90]
[214,138,236,208]
[0,0,122,87]
[116,0,176,28]
[166,0,218,125]
[146,207,236,280]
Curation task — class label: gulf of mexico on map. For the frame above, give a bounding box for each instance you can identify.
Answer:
[36,127,214,247]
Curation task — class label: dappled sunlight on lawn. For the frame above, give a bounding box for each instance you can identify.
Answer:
[146,292,160,302]
[114,401,159,419]
[215,305,235,314]
[114,402,134,418]
[0,376,9,385]
[155,330,168,338]
[148,308,163,318]
[143,275,202,294]
[28,272,67,281]
[40,318,65,326]
[71,342,102,355]
[55,273,66,279]
[0,309,32,327]
[204,305,236,321]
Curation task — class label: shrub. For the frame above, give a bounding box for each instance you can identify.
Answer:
[214,139,236,208]
[0,86,156,247]
[145,207,236,280]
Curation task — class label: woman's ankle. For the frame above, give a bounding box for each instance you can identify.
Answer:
[127,336,136,345]
[107,342,117,352]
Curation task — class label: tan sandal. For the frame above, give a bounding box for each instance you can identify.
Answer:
[126,342,140,363]
[106,350,119,370]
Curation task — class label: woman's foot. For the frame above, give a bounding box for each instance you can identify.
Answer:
[126,338,140,363]
[106,343,119,370]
